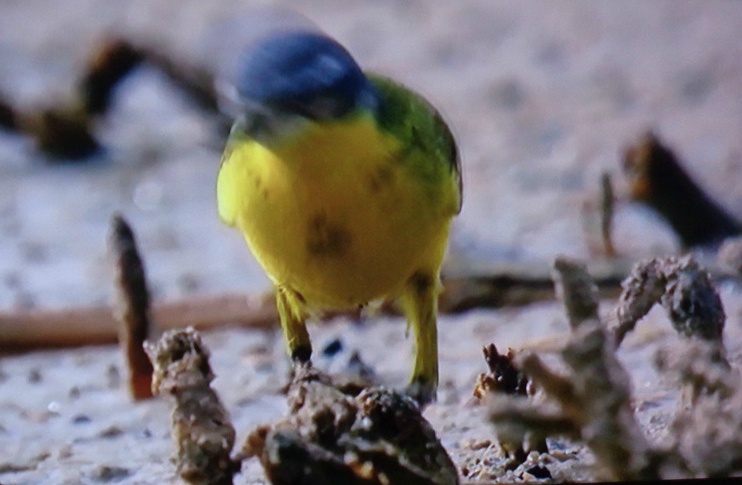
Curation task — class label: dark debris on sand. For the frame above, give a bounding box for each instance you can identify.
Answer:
[244,363,460,485]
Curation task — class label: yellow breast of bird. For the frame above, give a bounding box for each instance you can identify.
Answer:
[217,115,454,309]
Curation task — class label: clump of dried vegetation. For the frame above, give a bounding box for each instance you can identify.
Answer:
[244,363,459,485]
[145,327,240,485]
[481,255,742,481]
[144,327,460,485]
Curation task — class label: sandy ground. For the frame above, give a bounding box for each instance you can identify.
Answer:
[1,1,742,483]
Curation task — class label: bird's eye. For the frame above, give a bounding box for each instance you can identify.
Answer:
[244,111,269,135]
[301,96,351,120]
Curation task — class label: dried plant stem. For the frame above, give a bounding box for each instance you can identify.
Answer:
[0,293,277,352]
[0,36,220,160]
[109,213,154,400]
[0,92,99,159]
[600,172,617,257]
[622,131,742,247]
[0,257,734,352]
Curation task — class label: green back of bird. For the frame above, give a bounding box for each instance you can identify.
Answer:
[367,73,462,215]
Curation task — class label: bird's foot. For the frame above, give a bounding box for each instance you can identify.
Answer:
[406,378,437,408]
[291,344,312,364]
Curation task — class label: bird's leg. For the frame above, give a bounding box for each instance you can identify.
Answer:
[402,271,439,406]
[275,286,312,363]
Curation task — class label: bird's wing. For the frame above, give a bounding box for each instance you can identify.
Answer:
[366,73,462,214]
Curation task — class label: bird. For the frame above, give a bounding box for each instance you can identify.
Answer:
[216,29,462,405]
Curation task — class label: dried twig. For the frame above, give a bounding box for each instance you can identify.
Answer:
[109,213,154,400]
[0,38,143,159]
[622,131,742,247]
[580,171,619,258]
[0,260,636,352]
[582,172,619,258]
[0,293,277,352]
[439,259,630,314]
[0,36,223,160]
[78,38,146,116]
[0,92,99,159]
[82,37,223,118]
[138,42,222,116]
[600,172,618,257]
[145,327,239,485]
[0,253,734,353]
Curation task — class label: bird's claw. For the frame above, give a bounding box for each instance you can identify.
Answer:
[406,378,436,408]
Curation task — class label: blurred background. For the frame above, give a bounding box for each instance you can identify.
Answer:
[1,0,741,310]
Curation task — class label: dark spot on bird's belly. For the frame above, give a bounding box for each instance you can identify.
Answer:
[367,165,394,193]
[306,213,352,257]
[246,171,269,200]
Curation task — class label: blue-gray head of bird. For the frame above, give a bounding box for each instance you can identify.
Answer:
[233,31,379,137]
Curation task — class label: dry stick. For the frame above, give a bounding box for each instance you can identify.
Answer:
[0,260,631,352]
[0,37,145,160]
[600,172,617,257]
[78,38,146,116]
[109,213,154,400]
[0,293,277,352]
[439,258,631,313]
[622,131,742,247]
[0,92,100,160]
[0,38,140,159]
[138,43,221,115]
[579,171,618,259]
[3,257,738,352]
[0,36,218,161]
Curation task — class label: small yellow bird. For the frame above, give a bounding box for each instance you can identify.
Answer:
[217,30,461,404]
